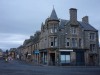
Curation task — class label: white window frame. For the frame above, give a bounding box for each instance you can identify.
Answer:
[66,38,70,47]
[54,26,57,33]
[50,37,53,47]
[90,33,95,40]
[54,37,57,47]
[60,55,70,63]
[71,27,77,34]
[50,28,53,33]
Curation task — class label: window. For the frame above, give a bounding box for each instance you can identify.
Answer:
[90,44,95,51]
[60,54,70,63]
[50,37,53,47]
[54,37,57,46]
[50,28,53,33]
[71,27,77,34]
[51,42,53,46]
[54,26,57,33]
[90,33,95,40]
[66,38,70,47]
[79,39,82,47]
[72,38,77,47]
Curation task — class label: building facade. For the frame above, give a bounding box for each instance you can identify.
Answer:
[0,49,3,57]
[16,8,99,66]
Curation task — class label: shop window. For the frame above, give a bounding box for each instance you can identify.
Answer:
[60,54,70,63]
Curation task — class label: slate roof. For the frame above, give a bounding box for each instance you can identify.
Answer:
[78,22,97,31]
[59,19,97,31]
[49,8,58,20]
[59,19,69,29]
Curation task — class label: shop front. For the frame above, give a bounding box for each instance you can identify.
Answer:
[40,49,48,65]
[74,49,85,66]
[33,50,39,64]
[59,49,73,66]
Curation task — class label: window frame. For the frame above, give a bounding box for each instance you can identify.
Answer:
[50,37,53,47]
[71,27,77,34]
[66,38,70,47]
[54,37,57,47]
[72,38,77,47]
[90,33,95,40]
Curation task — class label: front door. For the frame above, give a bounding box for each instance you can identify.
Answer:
[76,51,85,66]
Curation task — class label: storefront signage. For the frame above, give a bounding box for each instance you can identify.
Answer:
[34,50,39,54]
[59,49,73,52]
[28,54,31,55]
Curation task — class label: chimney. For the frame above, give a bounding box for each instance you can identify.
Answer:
[82,16,89,23]
[69,8,77,24]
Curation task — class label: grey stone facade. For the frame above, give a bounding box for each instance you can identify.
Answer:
[39,8,99,66]
[16,8,99,66]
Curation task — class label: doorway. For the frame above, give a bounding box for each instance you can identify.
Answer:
[76,51,85,66]
[89,55,95,66]
[50,53,55,65]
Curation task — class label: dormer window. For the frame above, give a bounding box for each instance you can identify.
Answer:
[71,27,77,34]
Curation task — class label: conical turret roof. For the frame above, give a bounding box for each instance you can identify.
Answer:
[49,8,58,20]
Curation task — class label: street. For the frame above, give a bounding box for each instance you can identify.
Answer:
[0,58,100,75]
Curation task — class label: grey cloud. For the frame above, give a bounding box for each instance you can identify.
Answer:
[0,33,29,50]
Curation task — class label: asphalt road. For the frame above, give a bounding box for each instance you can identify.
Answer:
[0,58,100,75]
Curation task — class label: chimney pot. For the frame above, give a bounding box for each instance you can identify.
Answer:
[82,16,89,23]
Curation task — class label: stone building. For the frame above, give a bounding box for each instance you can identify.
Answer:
[16,8,99,66]
[16,31,41,64]
[62,8,99,66]
[9,48,16,58]
[0,49,3,57]
[39,8,99,66]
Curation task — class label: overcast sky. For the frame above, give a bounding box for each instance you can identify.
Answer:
[0,0,100,51]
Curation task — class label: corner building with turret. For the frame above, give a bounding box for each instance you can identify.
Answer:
[17,8,99,66]
[38,8,99,66]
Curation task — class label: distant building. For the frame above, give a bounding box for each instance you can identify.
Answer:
[0,49,3,57]
[9,48,16,58]
[16,8,99,66]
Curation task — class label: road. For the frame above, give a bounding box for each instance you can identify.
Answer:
[0,58,100,75]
